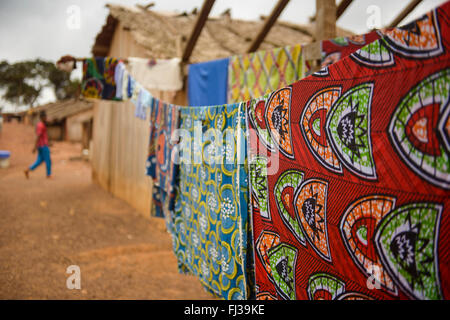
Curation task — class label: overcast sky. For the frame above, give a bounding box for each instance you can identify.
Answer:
[0,0,447,110]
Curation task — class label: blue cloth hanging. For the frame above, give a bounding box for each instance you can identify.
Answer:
[188,58,229,106]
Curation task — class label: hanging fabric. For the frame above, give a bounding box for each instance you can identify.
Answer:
[168,103,254,300]
[76,1,450,301]
[146,100,180,218]
[114,61,127,100]
[134,88,151,120]
[188,58,229,106]
[248,2,450,300]
[227,44,306,104]
[127,57,183,91]
[319,31,381,70]
[81,57,119,100]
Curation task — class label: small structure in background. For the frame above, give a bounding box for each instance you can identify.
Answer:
[92,3,354,66]
[25,99,94,150]
[1,111,27,123]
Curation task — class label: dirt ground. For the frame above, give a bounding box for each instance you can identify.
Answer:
[0,121,212,300]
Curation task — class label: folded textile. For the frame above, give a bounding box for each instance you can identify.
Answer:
[128,57,183,91]
[170,103,253,299]
[248,2,450,300]
[188,58,229,106]
[228,44,306,103]
[81,57,119,100]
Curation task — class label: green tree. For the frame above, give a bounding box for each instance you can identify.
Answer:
[0,59,80,110]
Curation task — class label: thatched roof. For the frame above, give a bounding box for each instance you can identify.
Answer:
[92,4,354,63]
[30,99,93,122]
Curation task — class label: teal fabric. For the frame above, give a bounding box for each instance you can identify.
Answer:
[168,102,252,300]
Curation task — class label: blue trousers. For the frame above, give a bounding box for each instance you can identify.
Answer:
[29,145,52,176]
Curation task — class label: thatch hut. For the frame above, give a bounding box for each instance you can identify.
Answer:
[26,99,93,147]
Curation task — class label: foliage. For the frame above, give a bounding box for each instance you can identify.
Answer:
[0,59,80,108]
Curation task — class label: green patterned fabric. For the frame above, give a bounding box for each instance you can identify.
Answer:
[169,103,253,300]
[228,44,306,103]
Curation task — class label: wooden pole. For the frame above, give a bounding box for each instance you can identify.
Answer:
[315,0,336,41]
[387,0,423,28]
[336,0,353,19]
[181,0,216,63]
[246,0,290,53]
[310,0,352,22]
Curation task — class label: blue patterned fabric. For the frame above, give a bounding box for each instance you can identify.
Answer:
[168,102,252,299]
[127,75,136,99]
[146,98,158,178]
[146,99,180,218]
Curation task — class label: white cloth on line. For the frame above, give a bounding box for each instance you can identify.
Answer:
[122,69,129,100]
[127,57,183,91]
[135,88,151,120]
[114,61,126,100]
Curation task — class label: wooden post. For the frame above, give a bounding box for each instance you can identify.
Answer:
[336,0,353,20]
[387,0,423,28]
[181,0,216,63]
[310,0,353,22]
[246,0,290,53]
[315,0,336,41]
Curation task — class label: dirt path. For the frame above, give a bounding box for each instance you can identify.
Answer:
[0,121,212,299]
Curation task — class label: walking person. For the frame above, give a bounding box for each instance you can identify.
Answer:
[24,111,52,179]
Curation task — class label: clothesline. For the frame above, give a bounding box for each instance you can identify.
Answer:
[58,23,385,109]
[61,31,381,110]
[65,0,450,300]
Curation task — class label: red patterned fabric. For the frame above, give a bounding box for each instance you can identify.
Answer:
[248,2,450,300]
[320,31,381,69]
